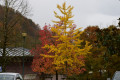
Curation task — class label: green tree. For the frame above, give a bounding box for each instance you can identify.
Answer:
[97,25,120,78]
[80,26,108,80]
[80,25,120,79]
[97,25,120,56]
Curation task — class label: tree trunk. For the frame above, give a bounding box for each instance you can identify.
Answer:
[2,0,9,72]
[56,70,58,80]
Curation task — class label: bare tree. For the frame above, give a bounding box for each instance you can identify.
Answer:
[0,0,29,72]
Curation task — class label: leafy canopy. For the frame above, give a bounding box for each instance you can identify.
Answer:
[42,2,92,75]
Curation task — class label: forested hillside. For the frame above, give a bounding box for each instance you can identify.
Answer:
[0,5,40,49]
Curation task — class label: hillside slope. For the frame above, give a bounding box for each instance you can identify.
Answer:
[0,5,40,49]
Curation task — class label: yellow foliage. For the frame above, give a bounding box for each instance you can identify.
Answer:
[42,2,92,75]
[40,54,54,58]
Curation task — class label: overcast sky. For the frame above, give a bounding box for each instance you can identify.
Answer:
[28,0,120,29]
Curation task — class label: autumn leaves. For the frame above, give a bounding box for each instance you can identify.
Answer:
[31,2,92,76]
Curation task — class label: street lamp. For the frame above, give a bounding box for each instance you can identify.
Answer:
[22,33,27,79]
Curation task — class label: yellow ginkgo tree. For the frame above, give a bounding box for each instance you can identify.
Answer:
[42,2,92,76]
